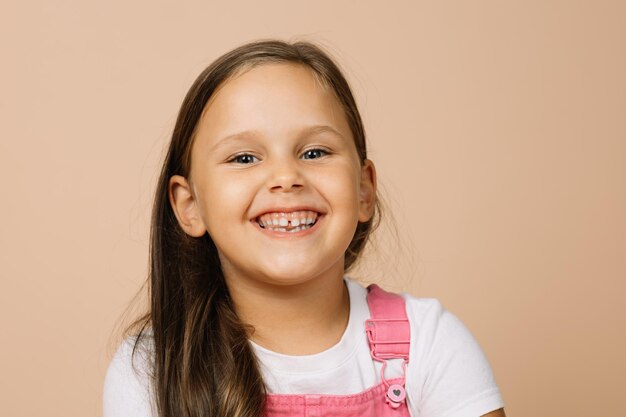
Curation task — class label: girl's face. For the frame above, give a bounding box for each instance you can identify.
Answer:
[169,63,376,288]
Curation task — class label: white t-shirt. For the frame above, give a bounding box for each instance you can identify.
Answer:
[103,277,505,417]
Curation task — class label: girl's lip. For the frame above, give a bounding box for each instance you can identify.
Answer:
[251,214,325,238]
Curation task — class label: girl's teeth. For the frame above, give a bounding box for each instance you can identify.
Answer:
[256,211,320,231]
[259,221,314,232]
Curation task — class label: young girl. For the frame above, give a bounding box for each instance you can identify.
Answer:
[103,39,506,417]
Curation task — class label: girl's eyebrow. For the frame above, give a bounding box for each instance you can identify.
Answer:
[210,124,345,152]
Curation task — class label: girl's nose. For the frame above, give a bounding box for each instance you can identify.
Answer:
[267,157,304,192]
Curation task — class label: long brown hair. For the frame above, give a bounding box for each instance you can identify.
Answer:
[126,39,382,417]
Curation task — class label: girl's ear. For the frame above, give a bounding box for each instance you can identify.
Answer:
[358,159,377,223]
[168,175,207,237]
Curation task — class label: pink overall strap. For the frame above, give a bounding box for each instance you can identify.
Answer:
[365,284,411,409]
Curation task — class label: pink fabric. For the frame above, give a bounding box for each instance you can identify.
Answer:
[365,284,411,360]
[264,377,408,417]
[263,284,412,417]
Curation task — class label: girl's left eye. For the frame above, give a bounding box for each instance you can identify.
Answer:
[228,154,259,164]
[301,148,329,160]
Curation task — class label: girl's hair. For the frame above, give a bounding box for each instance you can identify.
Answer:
[126,39,382,417]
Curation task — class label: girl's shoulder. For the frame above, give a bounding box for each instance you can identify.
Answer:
[399,291,482,359]
[348,277,488,365]
[349,278,504,414]
[103,331,156,417]
[394,289,505,417]
[345,276,455,330]
[367,282,491,372]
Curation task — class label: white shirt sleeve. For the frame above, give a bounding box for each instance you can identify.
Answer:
[103,336,156,417]
[404,297,505,417]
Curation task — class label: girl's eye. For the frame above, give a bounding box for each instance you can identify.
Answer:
[302,148,329,160]
[228,153,259,164]
[227,149,329,164]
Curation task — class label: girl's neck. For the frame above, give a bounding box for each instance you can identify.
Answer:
[225,268,350,356]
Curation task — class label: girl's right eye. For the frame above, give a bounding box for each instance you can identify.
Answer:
[227,153,259,164]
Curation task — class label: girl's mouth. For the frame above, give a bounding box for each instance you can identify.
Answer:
[252,212,324,237]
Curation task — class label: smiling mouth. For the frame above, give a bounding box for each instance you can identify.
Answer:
[255,211,321,233]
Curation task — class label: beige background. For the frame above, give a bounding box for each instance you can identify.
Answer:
[1,1,624,416]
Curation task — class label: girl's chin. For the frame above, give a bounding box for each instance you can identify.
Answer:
[257,271,319,286]
[245,267,334,288]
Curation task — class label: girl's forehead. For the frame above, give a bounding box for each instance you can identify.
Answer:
[197,63,350,139]
[205,63,328,109]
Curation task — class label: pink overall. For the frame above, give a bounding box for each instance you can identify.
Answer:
[264,284,412,417]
